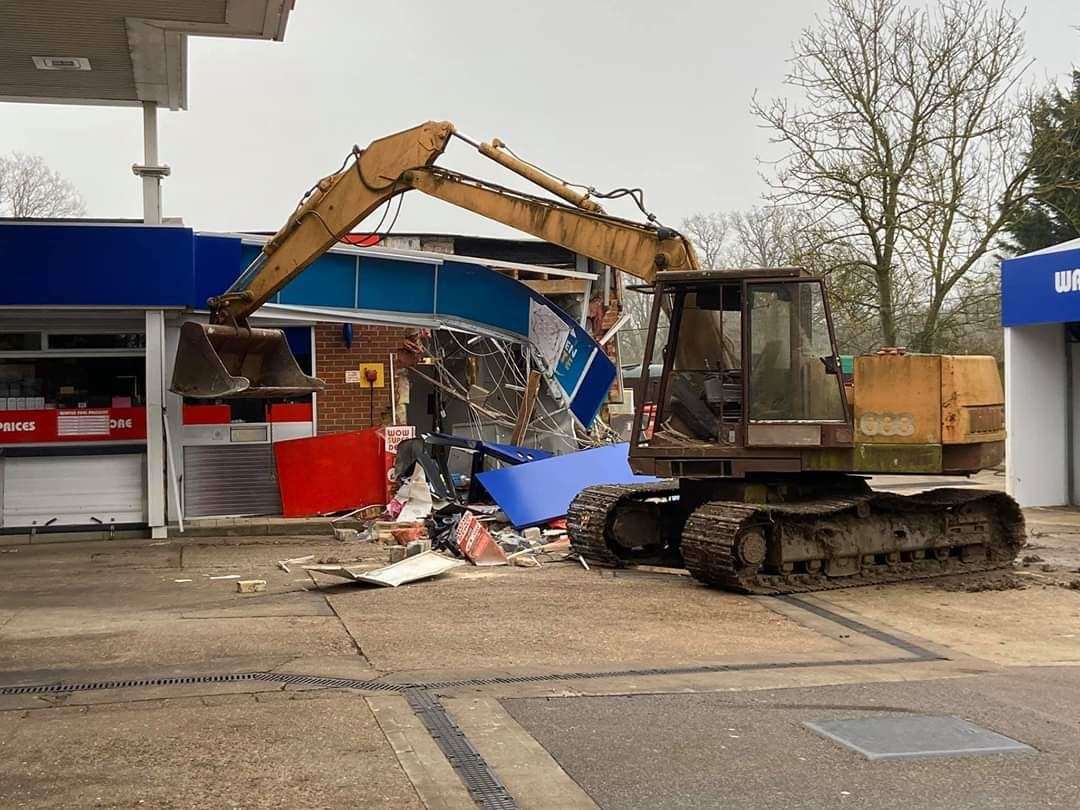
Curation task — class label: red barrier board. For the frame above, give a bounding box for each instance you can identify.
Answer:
[0,407,147,444]
[273,428,388,517]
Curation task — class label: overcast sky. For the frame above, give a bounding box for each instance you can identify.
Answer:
[1,0,1076,237]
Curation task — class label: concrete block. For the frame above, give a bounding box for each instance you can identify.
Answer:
[237,579,267,594]
[522,527,542,543]
[388,546,408,563]
[406,539,432,558]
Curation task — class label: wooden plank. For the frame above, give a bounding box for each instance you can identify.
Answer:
[522,279,589,295]
[510,370,541,446]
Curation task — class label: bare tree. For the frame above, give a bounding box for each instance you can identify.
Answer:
[0,153,86,218]
[729,206,808,267]
[752,0,1044,352]
[681,212,731,269]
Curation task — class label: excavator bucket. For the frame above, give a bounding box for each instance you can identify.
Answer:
[171,321,325,399]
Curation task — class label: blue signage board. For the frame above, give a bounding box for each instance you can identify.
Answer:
[1001,243,1080,327]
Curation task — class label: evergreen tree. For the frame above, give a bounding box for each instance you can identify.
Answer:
[1005,71,1080,254]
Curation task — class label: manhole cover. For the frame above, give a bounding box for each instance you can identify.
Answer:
[804,715,1035,761]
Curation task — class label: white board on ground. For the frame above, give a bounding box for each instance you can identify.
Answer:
[303,551,465,587]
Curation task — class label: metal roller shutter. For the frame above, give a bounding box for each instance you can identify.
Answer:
[182,444,281,518]
[2,453,147,527]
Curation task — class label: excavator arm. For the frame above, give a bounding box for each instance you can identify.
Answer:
[213,121,695,322]
[173,120,697,397]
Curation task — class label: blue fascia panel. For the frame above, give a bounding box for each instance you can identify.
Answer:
[0,223,195,307]
[357,255,436,313]
[278,251,356,307]
[436,261,531,336]
[193,234,244,306]
[1002,247,1080,327]
[570,350,617,426]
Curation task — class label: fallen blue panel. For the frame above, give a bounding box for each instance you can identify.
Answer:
[478,441,552,465]
[570,350,617,426]
[476,443,657,528]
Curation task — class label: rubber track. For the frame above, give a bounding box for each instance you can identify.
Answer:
[567,482,680,566]
[681,488,1026,595]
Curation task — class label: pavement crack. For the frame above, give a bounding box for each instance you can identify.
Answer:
[322,593,374,669]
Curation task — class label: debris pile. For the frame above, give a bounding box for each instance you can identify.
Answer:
[293,429,649,586]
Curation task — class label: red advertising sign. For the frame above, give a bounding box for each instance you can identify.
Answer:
[0,407,147,444]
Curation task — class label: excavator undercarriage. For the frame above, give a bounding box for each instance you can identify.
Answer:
[568,478,1025,594]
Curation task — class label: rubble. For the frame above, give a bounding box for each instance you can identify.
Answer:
[454,511,508,566]
[303,551,465,588]
[277,554,315,573]
[332,528,363,542]
[237,579,267,594]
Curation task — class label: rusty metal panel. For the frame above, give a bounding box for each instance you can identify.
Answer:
[853,443,943,474]
[747,423,822,447]
[942,441,1005,474]
[854,355,941,445]
[940,356,1006,444]
[801,447,856,472]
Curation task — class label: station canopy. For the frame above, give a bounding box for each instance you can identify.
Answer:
[0,1,294,110]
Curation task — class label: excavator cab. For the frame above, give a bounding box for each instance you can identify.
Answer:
[171,321,324,399]
[636,268,850,464]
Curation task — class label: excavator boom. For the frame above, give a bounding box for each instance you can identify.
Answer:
[172,121,696,398]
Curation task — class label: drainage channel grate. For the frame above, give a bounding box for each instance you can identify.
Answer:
[0,672,260,696]
[1,655,931,697]
[258,673,404,692]
[405,687,518,810]
[777,595,940,659]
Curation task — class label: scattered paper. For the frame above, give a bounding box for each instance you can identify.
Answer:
[529,299,572,370]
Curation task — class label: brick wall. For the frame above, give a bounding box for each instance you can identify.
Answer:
[314,322,412,434]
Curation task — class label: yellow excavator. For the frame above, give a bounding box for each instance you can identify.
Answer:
[172,121,1024,594]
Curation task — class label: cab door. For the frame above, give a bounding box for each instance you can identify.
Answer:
[744,279,849,447]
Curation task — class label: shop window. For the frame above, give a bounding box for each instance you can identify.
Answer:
[47,333,146,351]
[0,356,145,409]
[0,333,43,351]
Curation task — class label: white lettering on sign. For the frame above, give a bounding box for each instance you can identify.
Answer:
[0,421,36,432]
[109,417,133,430]
[858,412,916,437]
[1054,269,1080,293]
